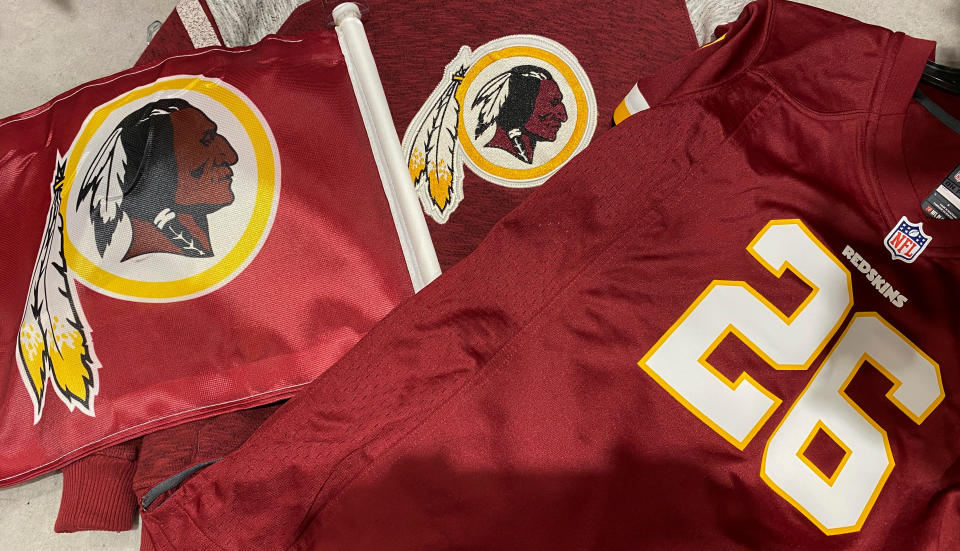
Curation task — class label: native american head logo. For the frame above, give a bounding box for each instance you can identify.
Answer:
[472,65,568,165]
[403,35,596,224]
[16,77,279,422]
[79,99,239,261]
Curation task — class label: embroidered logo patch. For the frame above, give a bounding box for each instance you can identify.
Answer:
[884,216,931,263]
[16,76,280,421]
[403,35,597,223]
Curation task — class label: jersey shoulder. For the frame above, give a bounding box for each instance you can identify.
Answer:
[752,0,899,114]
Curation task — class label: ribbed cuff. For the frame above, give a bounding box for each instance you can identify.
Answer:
[55,454,139,533]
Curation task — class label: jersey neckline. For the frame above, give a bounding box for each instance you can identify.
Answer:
[871,33,960,251]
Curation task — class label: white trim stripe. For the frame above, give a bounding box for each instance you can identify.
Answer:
[624,84,651,114]
[206,0,309,48]
[176,0,222,49]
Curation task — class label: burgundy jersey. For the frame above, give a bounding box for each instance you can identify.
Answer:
[139,2,959,548]
[139,1,960,548]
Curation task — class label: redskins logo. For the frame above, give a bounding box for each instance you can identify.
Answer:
[16,76,280,421]
[403,35,597,223]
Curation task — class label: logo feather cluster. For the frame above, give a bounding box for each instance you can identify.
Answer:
[17,157,100,422]
[405,47,472,223]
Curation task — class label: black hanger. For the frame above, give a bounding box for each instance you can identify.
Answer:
[914,61,960,137]
[914,88,960,136]
[920,60,960,95]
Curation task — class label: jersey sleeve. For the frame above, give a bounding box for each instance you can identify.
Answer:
[54,439,140,533]
[139,96,745,550]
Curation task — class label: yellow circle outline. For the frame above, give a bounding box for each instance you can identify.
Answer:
[455,45,589,181]
[61,77,277,300]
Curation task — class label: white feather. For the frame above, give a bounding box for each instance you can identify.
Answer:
[77,127,128,255]
[86,127,126,224]
[472,72,511,138]
[407,91,442,188]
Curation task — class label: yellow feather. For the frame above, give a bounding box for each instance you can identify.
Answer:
[428,160,453,211]
[408,147,425,187]
[18,322,45,399]
[47,316,91,404]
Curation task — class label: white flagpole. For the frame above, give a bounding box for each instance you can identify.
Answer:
[333,3,442,293]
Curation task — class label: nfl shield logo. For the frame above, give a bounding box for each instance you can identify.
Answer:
[884,216,931,263]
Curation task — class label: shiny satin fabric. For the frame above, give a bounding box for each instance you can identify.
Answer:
[0,30,412,487]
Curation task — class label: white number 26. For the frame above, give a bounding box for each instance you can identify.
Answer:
[639,220,944,534]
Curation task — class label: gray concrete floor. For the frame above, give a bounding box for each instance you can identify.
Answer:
[0,0,181,118]
[0,0,957,549]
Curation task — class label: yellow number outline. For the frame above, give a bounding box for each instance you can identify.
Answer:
[638,220,853,450]
[760,313,945,535]
[795,420,852,487]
